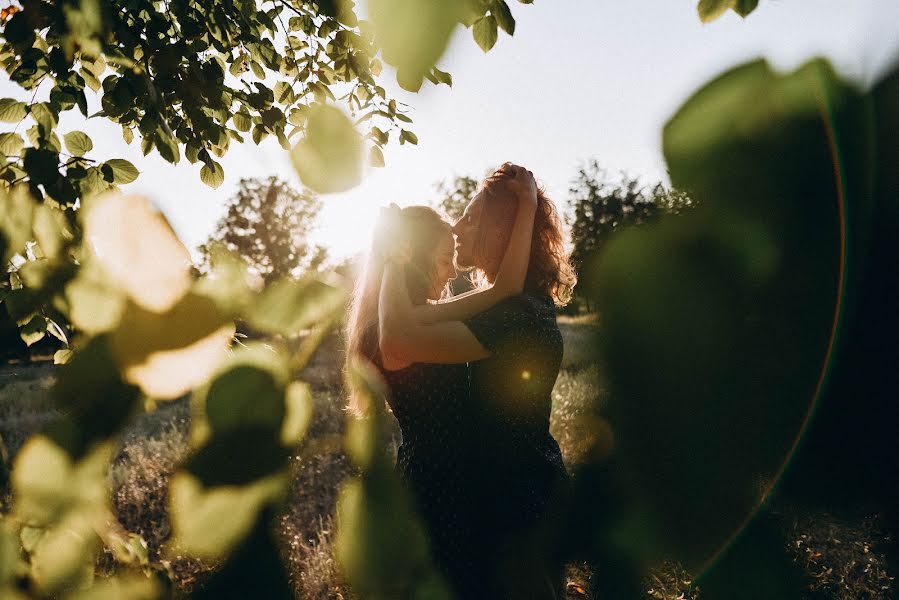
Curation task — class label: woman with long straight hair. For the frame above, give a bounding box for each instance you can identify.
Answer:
[344,165,539,596]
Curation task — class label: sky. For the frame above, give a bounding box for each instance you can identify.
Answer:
[2,0,898,260]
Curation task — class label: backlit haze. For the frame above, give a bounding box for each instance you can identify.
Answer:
[2,0,896,261]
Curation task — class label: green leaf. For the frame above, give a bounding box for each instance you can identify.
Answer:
[204,366,285,436]
[80,67,101,92]
[732,0,759,16]
[23,148,60,185]
[0,132,24,155]
[473,15,498,52]
[229,54,247,77]
[0,98,27,122]
[399,130,418,145]
[252,124,268,144]
[274,81,294,104]
[65,260,126,335]
[369,127,389,145]
[369,145,385,167]
[47,338,141,458]
[245,276,346,336]
[68,574,160,600]
[432,67,453,87]
[169,470,286,560]
[493,0,516,35]
[63,130,93,156]
[396,67,424,92]
[368,0,460,83]
[20,314,47,347]
[233,111,252,132]
[290,104,362,194]
[31,103,57,134]
[0,186,36,263]
[101,159,139,184]
[697,0,758,22]
[282,382,313,445]
[33,204,72,260]
[53,349,73,364]
[200,160,225,189]
[112,293,234,400]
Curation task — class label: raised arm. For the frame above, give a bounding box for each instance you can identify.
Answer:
[379,258,489,366]
[413,166,539,325]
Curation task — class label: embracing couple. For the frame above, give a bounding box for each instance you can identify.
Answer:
[345,163,577,599]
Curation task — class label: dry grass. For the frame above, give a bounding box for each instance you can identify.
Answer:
[787,511,894,599]
[1,325,895,599]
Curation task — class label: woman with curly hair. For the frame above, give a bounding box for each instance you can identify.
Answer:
[379,163,577,599]
[345,164,541,597]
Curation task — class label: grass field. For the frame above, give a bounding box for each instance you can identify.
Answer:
[0,322,893,599]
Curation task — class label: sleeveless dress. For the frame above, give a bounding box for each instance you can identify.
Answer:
[463,292,571,598]
[365,327,482,597]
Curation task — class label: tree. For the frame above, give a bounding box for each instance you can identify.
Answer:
[0,0,533,206]
[567,160,691,276]
[433,174,479,220]
[196,176,327,286]
[0,0,535,347]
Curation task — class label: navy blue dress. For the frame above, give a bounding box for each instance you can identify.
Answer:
[366,328,481,597]
[464,292,570,598]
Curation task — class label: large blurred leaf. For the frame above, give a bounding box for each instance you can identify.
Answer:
[281,381,314,445]
[29,511,98,594]
[184,427,290,488]
[0,185,35,264]
[82,193,192,312]
[245,276,346,337]
[0,521,22,589]
[70,574,161,600]
[111,293,235,399]
[336,358,448,597]
[290,105,362,193]
[190,342,290,444]
[169,470,286,560]
[367,0,461,86]
[335,478,436,597]
[592,58,861,576]
[46,337,141,458]
[189,508,294,600]
[204,366,285,436]
[11,437,112,595]
[64,258,127,335]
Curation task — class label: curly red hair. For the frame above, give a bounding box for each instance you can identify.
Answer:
[474,164,577,306]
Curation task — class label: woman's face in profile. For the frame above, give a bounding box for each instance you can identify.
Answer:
[428,233,457,299]
[452,191,484,269]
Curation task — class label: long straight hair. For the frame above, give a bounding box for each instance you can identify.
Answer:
[344,206,453,414]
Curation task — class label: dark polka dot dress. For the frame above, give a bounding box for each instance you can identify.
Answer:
[366,327,482,597]
[463,291,570,598]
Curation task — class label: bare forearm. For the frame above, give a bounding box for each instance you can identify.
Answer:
[378,262,413,341]
[493,200,537,296]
